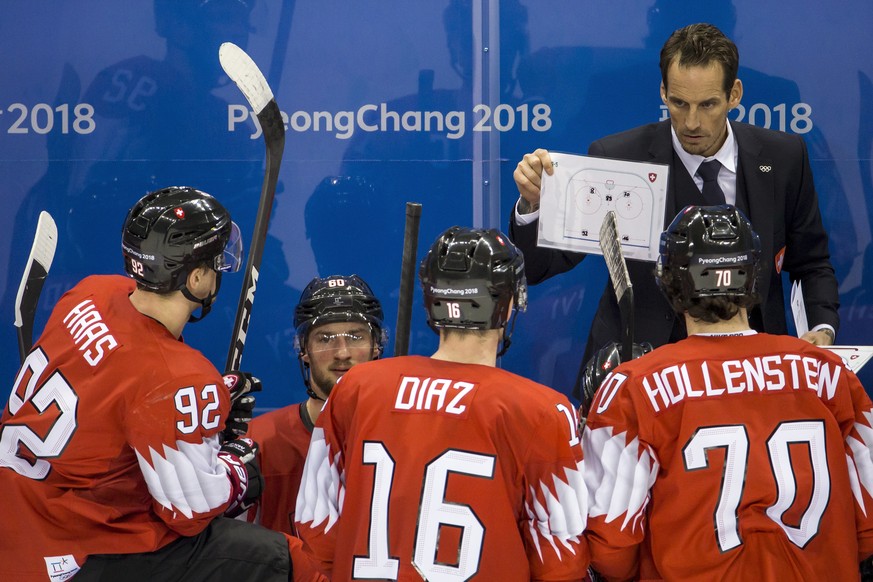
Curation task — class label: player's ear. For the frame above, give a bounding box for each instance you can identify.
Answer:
[185,265,213,297]
[660,81,667,104]
[187,265,208,286]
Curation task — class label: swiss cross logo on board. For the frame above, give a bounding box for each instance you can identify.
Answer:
[174,207,185,219]
[648,173,657,183]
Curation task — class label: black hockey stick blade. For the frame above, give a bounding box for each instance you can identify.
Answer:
[599,210,635,361]
[394,202,422,357]
[15,211,58,363]
[219,42,286,372]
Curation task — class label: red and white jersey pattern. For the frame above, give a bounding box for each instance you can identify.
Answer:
[242,402,313,534]
[0,275,234,581]
[295,355,590,581]
[583,332,873,581]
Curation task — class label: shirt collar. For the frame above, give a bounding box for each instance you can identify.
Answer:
[671,120,738,177]
[692,329,758,337]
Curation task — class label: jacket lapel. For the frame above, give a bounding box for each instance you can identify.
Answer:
[732,121,776,305]
[648,121,686,226]
[648,121,710,225]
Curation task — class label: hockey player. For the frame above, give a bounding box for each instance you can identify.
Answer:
[0,187,325,582]
[576,341,652,431]
[295,226,590,581]
[583,205,873,581]
[244,274,386,534]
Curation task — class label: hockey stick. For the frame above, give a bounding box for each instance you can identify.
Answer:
[219,42,286,372]
[598,210,634,362]
[394,202,422,356]
[571,210,635,401]
[14,211,58,363]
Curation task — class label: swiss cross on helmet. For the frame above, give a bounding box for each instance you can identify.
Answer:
[656,204,760,300]
[419,226,527,354]
[122,186,242,294]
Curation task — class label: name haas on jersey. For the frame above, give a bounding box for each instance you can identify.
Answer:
[393,376,477,417]
[63,299,118,366]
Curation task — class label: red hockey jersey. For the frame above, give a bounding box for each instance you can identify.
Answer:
[583,331,873,581]
[244,402,313,534]
[0,275,235,581]
[295,355,589,581]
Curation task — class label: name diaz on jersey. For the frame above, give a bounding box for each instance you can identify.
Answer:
[393,375,477,417]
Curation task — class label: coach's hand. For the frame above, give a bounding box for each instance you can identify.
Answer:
[801,328,835,346]
[513,148,553,213]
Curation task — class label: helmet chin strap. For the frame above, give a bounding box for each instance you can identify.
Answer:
[181,272,221,323]
[299,359,323,401]
[496,308,519,358]
[297,351,328,401]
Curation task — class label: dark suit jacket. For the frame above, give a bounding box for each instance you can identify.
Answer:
[509,120,840,362]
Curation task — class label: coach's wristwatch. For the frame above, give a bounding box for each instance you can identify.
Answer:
[820,327,836,344]
[517,197,539,215]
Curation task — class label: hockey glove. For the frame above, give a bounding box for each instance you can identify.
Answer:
[217,437,265,518]
[222,371,263,439]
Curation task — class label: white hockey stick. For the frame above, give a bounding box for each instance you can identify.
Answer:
[219,42,286,372]
[14,211,58,363]
[599,210,634,361]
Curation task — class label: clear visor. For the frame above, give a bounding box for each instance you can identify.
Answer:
[306,327,375,353]
[214,221,243,273]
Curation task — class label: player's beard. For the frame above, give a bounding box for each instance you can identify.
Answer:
[309,365,340,400]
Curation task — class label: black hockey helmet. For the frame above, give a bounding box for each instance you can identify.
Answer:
[656,204,760,301]
[576,341,653,417]
[122,186,242,294]
[419,226,527,354]
[293,274,386,394]
[294,274,386,351]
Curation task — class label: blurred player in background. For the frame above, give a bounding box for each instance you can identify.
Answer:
[243,274,386,534]
[0,187,324,582]
[583,205,873,581]
[295,226,589,581]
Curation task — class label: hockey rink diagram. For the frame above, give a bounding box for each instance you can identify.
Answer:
[537,152,668,262]
[563,167,657,250]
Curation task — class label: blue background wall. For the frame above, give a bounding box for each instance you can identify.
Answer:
[1,0,871,410]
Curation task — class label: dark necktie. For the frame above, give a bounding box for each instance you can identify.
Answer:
[697,159,726,206]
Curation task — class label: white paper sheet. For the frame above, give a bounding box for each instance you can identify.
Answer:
[537,152,669,262]
[822,345,873,372]
[790,280,809,336]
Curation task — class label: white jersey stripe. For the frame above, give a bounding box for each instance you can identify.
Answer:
[583,426,658,532]
[136,436,230,517]
[296,426,345,532]
[523,460,588,562]
[847,414,873,516]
